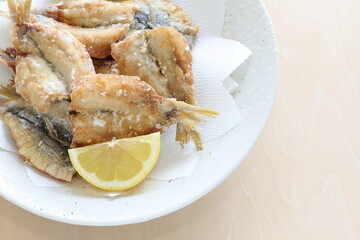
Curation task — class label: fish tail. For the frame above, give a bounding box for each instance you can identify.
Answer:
[176,119,203,150]
[174,101,219,150]
[7,0,32,25]
[8,0,33,52]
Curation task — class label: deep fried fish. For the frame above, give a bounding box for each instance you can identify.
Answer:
[111,26,205,149]
[70,74,218,147]
[4,111,75,182]
[0,94,75,181]
[112,27,195,103]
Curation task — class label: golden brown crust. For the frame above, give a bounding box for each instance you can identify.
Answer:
[36,0,139,28]
[67,24,130,59]
[26,22,95,87]
[111,26,195,104]
[15,54,69,113]
[111,30,171,97]
[112,26,204,148]
[70,74,163,112]
[70,112,166,147]
[147,27,195,104]
[70,75,173,147]
[35,15,130,59]
[70,74,218,149]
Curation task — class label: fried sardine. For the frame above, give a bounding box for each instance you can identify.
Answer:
[112,26,205,149]
[8,0,95,113]
[70,74,218,147]
[0,95,75,181]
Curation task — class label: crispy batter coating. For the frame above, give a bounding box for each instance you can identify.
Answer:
[36,0,139,28]
[70,74,218,148]
[112,26,204,148]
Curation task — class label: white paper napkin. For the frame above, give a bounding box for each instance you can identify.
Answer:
[224,76,240,94]
[0,0,251,188]
[25,164,68,187]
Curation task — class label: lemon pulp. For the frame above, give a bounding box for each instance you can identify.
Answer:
[68,132,161,190]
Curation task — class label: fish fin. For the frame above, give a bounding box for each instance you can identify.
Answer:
[0,80,21,102]
[0,48,17,74]
[7,0,32,25]
[173,101,219,150]
[8,0,33,51]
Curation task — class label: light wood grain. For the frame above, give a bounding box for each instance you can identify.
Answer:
[1,0,359,239]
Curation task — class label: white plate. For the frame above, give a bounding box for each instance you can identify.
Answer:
[0,0,278,226]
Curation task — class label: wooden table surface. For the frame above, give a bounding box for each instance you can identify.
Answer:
[1,0,360,239]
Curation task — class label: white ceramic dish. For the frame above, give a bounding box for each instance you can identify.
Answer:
[0,0,278,226]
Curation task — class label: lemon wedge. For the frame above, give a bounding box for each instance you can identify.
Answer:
[68,132,161,190]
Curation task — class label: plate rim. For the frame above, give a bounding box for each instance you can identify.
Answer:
[0,0,279,226]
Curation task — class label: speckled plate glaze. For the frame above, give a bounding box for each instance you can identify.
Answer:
[0,0,278,226]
